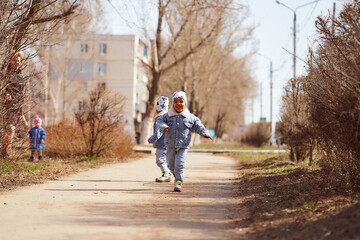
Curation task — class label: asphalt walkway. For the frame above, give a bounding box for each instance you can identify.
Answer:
[0,152,243,240]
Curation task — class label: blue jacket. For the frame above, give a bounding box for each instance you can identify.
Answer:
[156,107,209,149]
[148,115,166,148]
[28,127,46,150]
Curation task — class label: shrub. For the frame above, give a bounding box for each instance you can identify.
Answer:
[45,121,134,159]
[45,121,86,158]
[279,77,316,164]
[305,0,360,190]
[74,87,127,157]
[241,122,271,147]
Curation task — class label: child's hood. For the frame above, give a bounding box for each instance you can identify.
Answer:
[154,110,168,120]
[168,106,190,118]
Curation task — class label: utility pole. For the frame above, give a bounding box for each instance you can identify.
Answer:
[276,0,319,80]
[293,13,296,80]
[251,97,254,123]
[332,2,336,33]
[260,81,263,119]
[270,60,273,130]
[258,53,274,128]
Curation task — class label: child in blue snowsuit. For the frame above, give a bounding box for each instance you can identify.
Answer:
[148,96,171,182]
[156,91,212,192]
[28,117,46,162]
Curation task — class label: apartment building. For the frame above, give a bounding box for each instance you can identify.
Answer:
[47,34,149,134]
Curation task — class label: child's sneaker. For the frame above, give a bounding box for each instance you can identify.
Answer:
[174,180,182,192]
[38,156,42,162]
[155,173,171,182]
[28,156,34,162]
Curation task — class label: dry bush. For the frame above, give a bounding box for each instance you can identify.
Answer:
[105,130,135,159]
[279,77,316,164]
[45,121,85,158]
[241,122,271,147]
[305,0,360,190]
[74,87,129,158]
[45,121,134,159]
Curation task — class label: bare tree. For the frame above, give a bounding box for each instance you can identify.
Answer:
[74,87,126,157]
[162,4,256,138]
[0,0,80,159]
[119,0,242,143]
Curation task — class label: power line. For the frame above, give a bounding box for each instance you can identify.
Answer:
[299,0,319,32]
[106,0,124,19]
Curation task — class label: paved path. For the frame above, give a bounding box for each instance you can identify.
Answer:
[0,152,243,240]
[133,145,287,154]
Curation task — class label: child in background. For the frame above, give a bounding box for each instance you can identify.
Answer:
[157,91,212,192]
[148,96,171,182]
[28,117,46,162]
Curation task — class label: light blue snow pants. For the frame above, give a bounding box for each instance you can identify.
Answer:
[166,148,188,182]
[156,147,170,174]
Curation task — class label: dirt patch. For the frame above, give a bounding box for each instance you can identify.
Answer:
[231,153,360,240]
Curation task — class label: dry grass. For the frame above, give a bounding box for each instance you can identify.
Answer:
[0,152,146,192]
[231,152,360,240]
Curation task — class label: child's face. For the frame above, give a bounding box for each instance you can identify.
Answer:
[35,122,41,128]
[173,98,186,113]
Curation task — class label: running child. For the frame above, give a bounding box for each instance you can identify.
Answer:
[156,91,212,192]
[148,96,171,182]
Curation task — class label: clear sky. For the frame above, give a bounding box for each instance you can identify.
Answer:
[104,0,343,128]
[245,0,342,128]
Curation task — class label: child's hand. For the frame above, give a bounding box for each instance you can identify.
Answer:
[41,140,44,143]
[202,133,212,140]
[163,128,169,132]
[5,94,11,100]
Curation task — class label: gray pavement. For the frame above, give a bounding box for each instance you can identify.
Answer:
[133,144,287,154]
[0,152,244,240]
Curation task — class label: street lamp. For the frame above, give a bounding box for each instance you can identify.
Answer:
[276,0,319,80]
[258,53,274,144]
[258,54,273,130]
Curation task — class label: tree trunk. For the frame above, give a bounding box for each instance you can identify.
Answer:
[139,117,153,145]
[290,147,295,162]
[139,70,161,144]
[309,141,313,166]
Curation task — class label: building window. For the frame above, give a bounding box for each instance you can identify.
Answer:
[80,43,88,53]
[99,43,107,55]
[97,63,107,76]
[144,46,148,58]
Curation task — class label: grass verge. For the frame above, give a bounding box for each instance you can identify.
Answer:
[0,152,144,192]
[231,152,360,240]
[191,142,284,151]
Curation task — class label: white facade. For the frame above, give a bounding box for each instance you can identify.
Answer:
[48,34,149,134]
